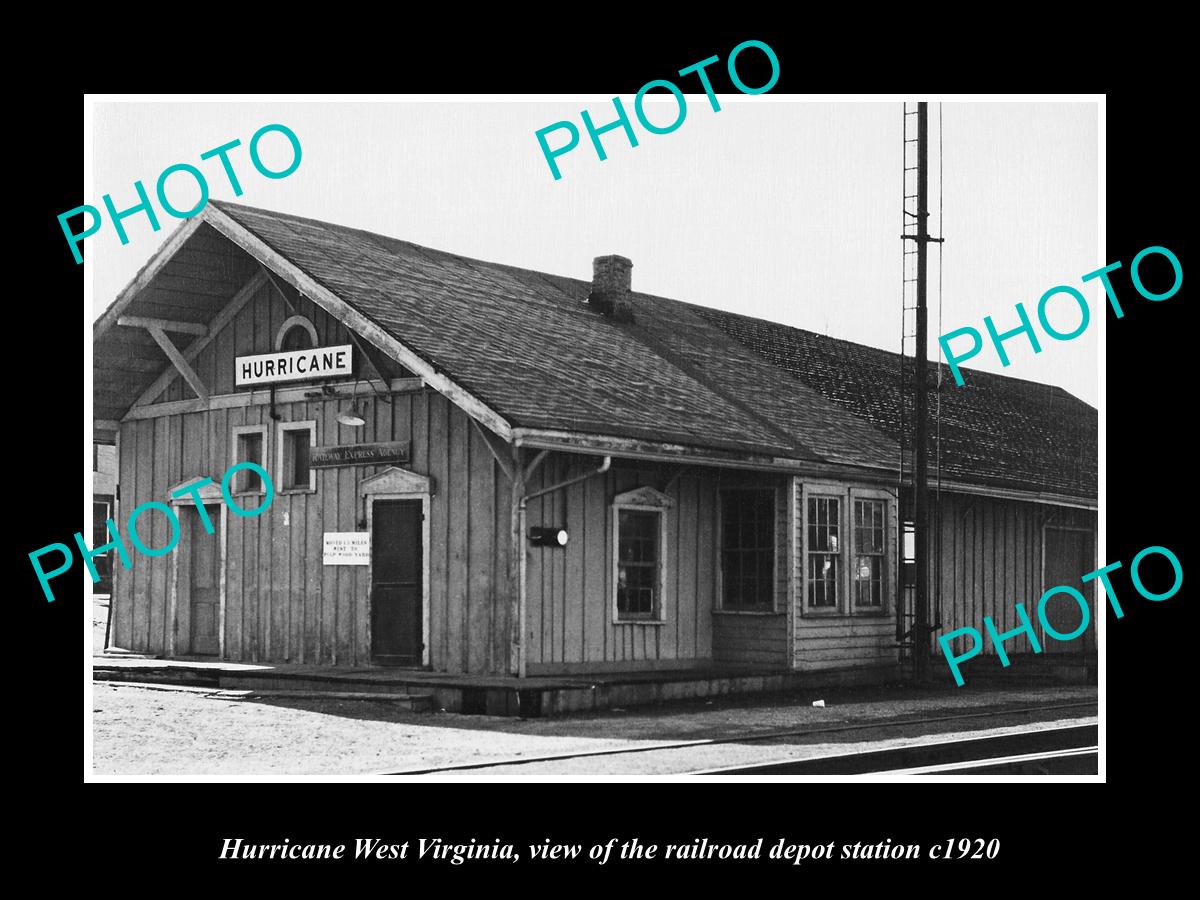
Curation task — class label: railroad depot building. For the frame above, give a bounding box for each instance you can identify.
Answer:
[92,202,1097,681]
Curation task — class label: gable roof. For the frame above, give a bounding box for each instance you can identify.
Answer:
[93,201,1097,501]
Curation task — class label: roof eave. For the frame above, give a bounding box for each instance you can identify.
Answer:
[511,426,897,483]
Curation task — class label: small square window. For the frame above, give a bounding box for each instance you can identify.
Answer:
[281,426,314,491]
[233,430,265,493]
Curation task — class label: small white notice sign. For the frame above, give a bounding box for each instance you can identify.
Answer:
[323,532,370,565]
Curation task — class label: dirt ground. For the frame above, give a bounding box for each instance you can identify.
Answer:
[91,680,1097,777]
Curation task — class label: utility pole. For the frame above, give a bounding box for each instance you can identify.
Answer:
[912,102,932,680]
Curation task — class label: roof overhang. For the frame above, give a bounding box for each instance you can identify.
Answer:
[511,426,898,485]
[513,427,1098,509]
[93,205,514,441]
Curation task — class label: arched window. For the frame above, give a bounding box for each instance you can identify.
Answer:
[275,315,318,352]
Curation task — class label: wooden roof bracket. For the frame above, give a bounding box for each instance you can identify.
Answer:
[117,319,210,402]
[129,271,269,412]
[471,418,517,481]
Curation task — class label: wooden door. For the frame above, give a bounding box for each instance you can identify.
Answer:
[185,504,221,656]
[1042,527,1095,653]
[371,499,423,666]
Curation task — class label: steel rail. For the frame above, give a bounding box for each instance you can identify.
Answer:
[379,700,1098,776]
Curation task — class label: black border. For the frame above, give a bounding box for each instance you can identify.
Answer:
[17,26,1190,885]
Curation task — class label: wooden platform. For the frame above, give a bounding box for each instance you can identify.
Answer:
[92,656,900,717]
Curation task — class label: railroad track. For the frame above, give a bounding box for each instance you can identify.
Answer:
[893,747,1098,776]
[689,724,1098,775]
[380,701,1097,776]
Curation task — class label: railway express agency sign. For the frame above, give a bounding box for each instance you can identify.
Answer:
[235,344,353,387]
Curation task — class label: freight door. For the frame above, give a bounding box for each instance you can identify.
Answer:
[1042,527,1095,653]
[371,499,423,666]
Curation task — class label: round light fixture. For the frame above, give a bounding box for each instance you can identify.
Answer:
[337,401,366,428]
[529,526,570,548]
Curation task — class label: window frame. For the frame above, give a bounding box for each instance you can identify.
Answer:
[717,486,779,614]
[801,484,894,617]
[852,495,888,612]
[277,420,317,494]
[849,487,893,616]
[804,491,844,615]
[230,424,269,496]
[274,315,319,352]
[92,498,114,587]
[610,488,671,626]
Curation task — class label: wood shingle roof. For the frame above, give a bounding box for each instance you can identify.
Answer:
[94,202,1097,501]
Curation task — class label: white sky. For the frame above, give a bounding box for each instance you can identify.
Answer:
[91,99,1099,405]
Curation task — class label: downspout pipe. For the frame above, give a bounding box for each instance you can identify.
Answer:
[520,455,612,510]
[514,455,612,678]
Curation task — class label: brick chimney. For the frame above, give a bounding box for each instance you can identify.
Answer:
[589,254,634,323]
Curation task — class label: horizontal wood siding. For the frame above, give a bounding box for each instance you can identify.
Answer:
[794,616,897,671]
[712,614,789,667]
[792,479,899,672]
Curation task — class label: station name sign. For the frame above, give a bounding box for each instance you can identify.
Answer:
[235,345,353,387]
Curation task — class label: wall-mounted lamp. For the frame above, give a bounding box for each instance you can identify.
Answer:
[529,526,569,548]
[336,400,367,428]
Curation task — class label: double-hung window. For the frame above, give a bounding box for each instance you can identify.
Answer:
[804,487,891,614]
[807,496,841,609]
[611,487,673,623]
[617,509,659,619]
[854,498,887,608]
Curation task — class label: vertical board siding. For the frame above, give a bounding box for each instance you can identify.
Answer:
[112,422,137,650]
[524,463,722,675]
[565,470,585,664]
[116,384,511,671]
[677,477,698,660]
[318,401,339,663]
[445,400,469,673]
[111,281,1095,674]
[583,469,608,663]
[929,493,1095,660]
[466,423,496,674]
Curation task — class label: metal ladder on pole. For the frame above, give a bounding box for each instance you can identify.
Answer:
[895,102,946,669]
[895,102,921,663]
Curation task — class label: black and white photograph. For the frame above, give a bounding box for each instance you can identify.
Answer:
[82,94,1106,781]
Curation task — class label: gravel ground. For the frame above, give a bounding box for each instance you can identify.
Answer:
[91,680,1097,777]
